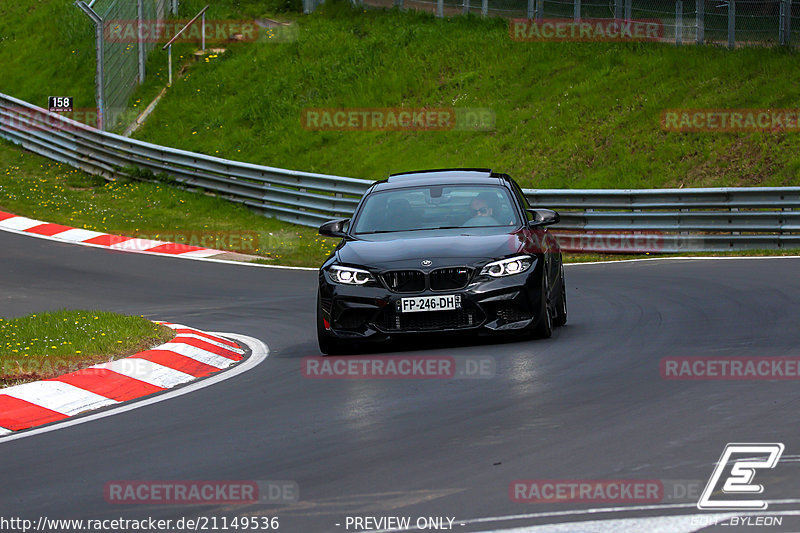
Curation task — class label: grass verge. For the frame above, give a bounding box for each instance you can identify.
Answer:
[0,140,337,266]
[0,310,174,387]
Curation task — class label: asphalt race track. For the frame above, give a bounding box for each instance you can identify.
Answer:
[2,229,800,532]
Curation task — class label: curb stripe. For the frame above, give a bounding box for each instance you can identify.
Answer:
[0,216,42,231]
[0,381,117,415]
[0,211,229,258]
[84,234,131,246]
[0,396,68,431]
[53,228,107,242]
[25,223,73,236]
[109,238,168,251]
[166,338,244,360]
[53,369,164,402]
[0,323,246,435]
[165,325,240,348]
[173,333,243,352]
[135,350,220,377]
[145,243,206,254]
[91,359,196,388]
[150,343,237,369]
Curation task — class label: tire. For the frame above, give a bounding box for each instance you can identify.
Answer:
[531,269,553,339]
[553,262,568,327]
[317,293,345,355]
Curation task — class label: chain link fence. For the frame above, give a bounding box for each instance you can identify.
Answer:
[320,0,799,46]
[75,0,177,131]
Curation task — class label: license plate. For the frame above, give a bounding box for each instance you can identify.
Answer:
[399,295,461,313]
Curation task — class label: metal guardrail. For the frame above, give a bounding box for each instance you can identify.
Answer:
[1,91,799,253]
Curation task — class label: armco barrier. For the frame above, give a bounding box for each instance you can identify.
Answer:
[2,92,799,252]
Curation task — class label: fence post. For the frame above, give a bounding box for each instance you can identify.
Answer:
[394,0,403,7]
[437,0,443,17]
[573,0,580,21]
[137,0,145,83]
[482,0,488,16]
[201,10,206,51]
[172,0,178,15]
[528,0,535,19]
[728,0,735,48]
[624,0,631,22]
[536,0,543,21]
[75,1,105,130]
[780,0,791,45]
[696,0,704,44]
[676,0,683,44]
[463,0,470,14]
[614,0,622,20]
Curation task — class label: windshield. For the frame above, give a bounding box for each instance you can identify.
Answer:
[352,184,520,234]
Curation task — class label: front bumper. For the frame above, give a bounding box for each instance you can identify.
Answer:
[318,263,544,342]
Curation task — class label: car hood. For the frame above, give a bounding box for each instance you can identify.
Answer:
[336,229,524,269]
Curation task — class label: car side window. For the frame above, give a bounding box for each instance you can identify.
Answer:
[510,182,534,222]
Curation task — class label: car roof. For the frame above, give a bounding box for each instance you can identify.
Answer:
[372,168,511,191]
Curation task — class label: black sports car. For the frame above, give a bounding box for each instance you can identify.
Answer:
[316,168,566,354]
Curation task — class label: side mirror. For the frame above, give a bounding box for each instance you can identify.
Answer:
[527,209,560,227]
[319,218,350,238]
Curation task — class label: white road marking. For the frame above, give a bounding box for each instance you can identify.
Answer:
[0,333,268,444]
[0,428,11,436]
[360,500,800,533]
[91,358,195,388]
[0,381,117,415]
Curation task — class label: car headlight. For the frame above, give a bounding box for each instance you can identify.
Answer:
[480,255,533,278]
[328,265,375,285]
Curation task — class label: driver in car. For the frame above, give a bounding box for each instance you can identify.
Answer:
[464,191,500,226]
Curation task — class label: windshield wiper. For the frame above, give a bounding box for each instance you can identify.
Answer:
[357,226,465,234]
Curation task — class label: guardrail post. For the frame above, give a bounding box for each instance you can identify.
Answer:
[728,0,735,49]
[696,0,704,44]
[573,0,580,21]
[676,0,683,45]
[201,10,206,51]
